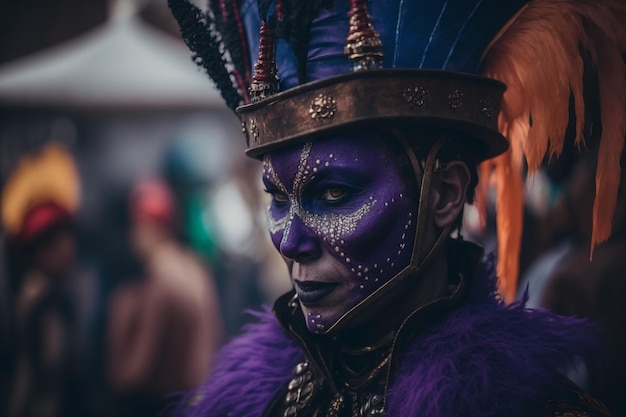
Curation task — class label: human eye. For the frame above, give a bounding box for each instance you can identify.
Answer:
[264,188,289,204]
[320,187,348,203]
[273,192,289,203]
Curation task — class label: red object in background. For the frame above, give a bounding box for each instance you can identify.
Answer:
[18,201,72,245]
[130,179,176,228]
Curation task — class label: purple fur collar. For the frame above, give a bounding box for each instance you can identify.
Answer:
[174,255,599,417]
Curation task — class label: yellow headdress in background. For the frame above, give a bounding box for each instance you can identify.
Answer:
[2,143,80,240]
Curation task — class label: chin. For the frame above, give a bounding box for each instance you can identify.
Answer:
[298,282,365,333]
[301,304,350,334]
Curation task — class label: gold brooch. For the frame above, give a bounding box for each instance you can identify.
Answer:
[309,94,337,120]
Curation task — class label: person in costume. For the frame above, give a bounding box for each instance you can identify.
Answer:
[2,144,81,417]
[107,179,223,414]
[168,0,626,416]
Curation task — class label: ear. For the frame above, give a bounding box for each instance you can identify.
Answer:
[431,161,470,228]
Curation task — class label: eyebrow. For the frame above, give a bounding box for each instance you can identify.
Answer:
[303,164,372,186]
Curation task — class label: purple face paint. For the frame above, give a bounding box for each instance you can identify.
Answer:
[263,133,420,333]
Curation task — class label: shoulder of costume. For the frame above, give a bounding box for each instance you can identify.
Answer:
[172,308,303,417]
[386,255,604,417]
[529,376,612,417]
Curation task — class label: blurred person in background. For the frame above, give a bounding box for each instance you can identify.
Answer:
[107,178,223,416]
[161,125,277,337]
[2,144,83,417]
[538,151,626,416]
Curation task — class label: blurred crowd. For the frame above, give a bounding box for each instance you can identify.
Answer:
[0,135,288,417]
[0,2,290,415]
[0,1,624,417]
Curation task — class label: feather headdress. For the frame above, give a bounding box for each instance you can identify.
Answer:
[480,0,626,301]
[169,0,250,110]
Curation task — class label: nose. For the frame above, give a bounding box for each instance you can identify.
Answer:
[279,214,322,263]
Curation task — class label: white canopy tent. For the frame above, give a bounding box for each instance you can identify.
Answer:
[0,9,222,110]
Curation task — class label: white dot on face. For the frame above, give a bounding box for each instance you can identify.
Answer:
[359,285,364,289]
[346,258,351,263]
[316,159,321,164]
[325,162,329,167]
[313,167,318,173]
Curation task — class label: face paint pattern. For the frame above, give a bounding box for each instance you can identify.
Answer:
[264,142,377,246]
[263,136,418,333]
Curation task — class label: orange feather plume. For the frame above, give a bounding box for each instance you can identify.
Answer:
[479,0,626,302]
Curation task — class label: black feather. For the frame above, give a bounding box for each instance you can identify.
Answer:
[281,0,317,83]
[214,0,252,85]
[257,0,274,21]
[168,0,243,110]
[271,0,332,84]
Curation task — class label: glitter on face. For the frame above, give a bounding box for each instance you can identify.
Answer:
[264,142,376,246]
[263,135,419,333]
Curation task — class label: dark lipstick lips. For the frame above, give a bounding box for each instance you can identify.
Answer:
[294,281,338,305]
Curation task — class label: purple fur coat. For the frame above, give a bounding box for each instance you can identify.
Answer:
[175,256,599,417]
